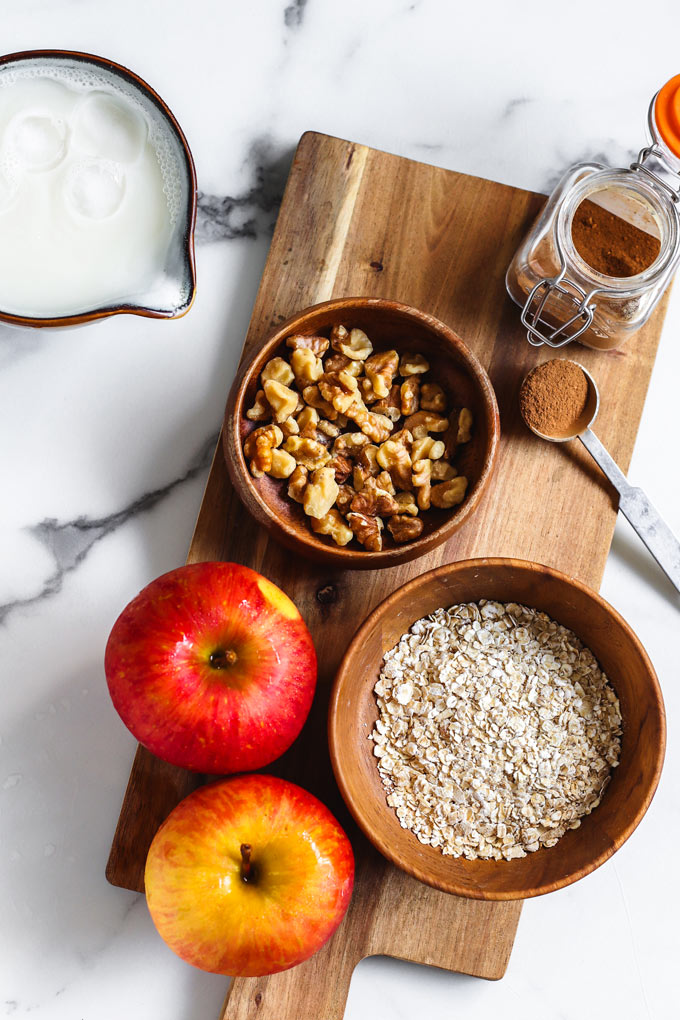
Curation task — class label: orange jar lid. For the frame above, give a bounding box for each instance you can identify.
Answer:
[655,74,680,159]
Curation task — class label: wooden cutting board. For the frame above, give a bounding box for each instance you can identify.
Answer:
[106,131,671,1019]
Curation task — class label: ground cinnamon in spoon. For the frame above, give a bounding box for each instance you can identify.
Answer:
[572,198,661,278]
[519,359,589,437]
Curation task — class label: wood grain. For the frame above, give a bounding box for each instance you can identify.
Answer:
[106,131,672,1018]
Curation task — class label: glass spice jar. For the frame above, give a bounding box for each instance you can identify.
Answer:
[506,75,680,350]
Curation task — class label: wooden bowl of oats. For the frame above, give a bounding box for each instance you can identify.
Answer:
[222,297,499,567]
[328,558,666,900]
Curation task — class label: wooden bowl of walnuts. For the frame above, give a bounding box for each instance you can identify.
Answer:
[223,298,500,567]
[329,558,666,899]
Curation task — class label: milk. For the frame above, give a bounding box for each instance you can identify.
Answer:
[0,65,186,318]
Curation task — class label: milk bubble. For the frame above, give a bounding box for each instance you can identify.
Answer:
[7,111,67,171]
[64,160,125,219]
[73,92,146,163]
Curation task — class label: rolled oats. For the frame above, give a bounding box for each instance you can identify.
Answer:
[370,601,622,860]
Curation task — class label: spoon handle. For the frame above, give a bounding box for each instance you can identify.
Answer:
[579,428,680,595]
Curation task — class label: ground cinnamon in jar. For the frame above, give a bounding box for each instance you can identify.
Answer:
[571,198,661,278]
[519,359,590,438]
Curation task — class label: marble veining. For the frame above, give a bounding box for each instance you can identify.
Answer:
[0,433,217,625]
[283,0,308,29]
[542,144,638,193]
[501,96,533,119]
[196,138,290,242]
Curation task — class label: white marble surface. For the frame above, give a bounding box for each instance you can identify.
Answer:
[2,2,680,1018]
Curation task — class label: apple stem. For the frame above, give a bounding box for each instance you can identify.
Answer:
[240,843,254,883]
[209,649,238,669]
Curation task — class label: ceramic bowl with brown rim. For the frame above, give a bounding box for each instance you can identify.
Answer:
[223,298,500,568]
[328,558,665,899]
[0,50,197,328]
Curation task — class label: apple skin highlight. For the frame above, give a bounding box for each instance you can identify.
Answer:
[144,774,355,976]
[105,562,317,773]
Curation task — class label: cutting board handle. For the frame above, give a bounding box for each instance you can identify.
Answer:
[219,936,361,1020]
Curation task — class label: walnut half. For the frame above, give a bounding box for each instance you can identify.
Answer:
[287,465,308,502]
[350,477,399,517]
[245,389,271,422]
[263,379,299,423]
[286,333,329,356]
[283,435,331,470]
[376,432,412,491]
[291,347,323,385]
[268,448,297,479]
[261,357,294,387]
[430,476,468,508]
[346,511,383,552]
[363,349,399,399]
[352,405,394,443]
[387,515,424,543]
[303,466,339,519]
[244,424,283,477]
[332,325,373,361]
[310,508,354,546]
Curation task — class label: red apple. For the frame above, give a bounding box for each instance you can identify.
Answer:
[145,774,354,975]
[105,562,316,773]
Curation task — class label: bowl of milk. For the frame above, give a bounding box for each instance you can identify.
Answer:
[0,50,197,326]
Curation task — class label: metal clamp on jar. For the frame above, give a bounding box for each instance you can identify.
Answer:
[506,75,680,350]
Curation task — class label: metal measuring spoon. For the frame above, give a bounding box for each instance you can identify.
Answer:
[520,361,680,594]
